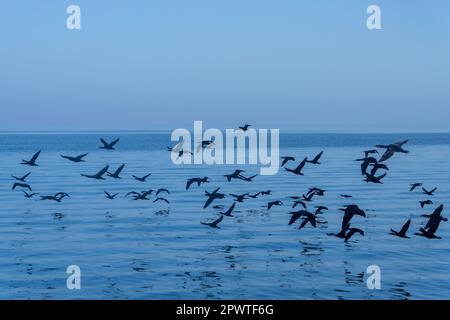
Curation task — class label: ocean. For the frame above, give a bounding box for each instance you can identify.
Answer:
[0,132,449,299]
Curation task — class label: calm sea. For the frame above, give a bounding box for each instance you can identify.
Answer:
[0,132,449,299]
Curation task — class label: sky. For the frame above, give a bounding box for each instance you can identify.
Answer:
[1,0,450,132]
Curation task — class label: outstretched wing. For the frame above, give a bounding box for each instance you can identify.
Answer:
[109,138,120,147]
[379,149,394,162]
[96,165,109,177]
[399,219,411,235]
[30,150,41,162]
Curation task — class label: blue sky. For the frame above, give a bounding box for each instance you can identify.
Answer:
[1,1,449,132]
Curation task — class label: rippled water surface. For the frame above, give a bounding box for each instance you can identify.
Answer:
[0,132,449,299]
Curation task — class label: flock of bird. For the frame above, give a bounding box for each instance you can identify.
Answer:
[11,138,171,206]
[9,128,447,242]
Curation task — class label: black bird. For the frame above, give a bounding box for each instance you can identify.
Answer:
[201,215,224,229]
[154,197,170,204]
[40,192,69,202]
[21,150,41,166]
[107,164,125,179]
[340,194,353,198]
[220,202,236,217]
[260,190,271,196]
[12,182,32,191]
[375,140,409,162]
[339,205,366,231]
[420,200,433,208]
[390,218,411,239]
[306,151,323,164]
[60,153,88,163]
[364,172,387,184]
[248,192,260,199]
[156,188,170,196]
[22,191,38,198]
[267,200,283,210]
[100,138,120,150]
[415,228,441,239]
[104,191,119,199]
[422,204,447,229]
[11,172,31,182]
[410,183,423,192]
[355,157,378,175]
[302,193,315,202]
[127,191,152,200]
[204,187,225,209]
[364,149,379,157]
[230,193,249,203]
[281,156,295,167]
[422,187,437,196]
[285,157,307,175]
[186,177,209,190]
[238,124,251,131]
[307,187,326,196]
[239,174,257,182]
[298,212,317,229]
[81,165,109,180]
[132,173,152,182]
[288,210,308,225]
[224,170,245,182]
[344,227,365,242]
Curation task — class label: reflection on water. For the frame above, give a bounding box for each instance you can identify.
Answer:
[0,133,449,299]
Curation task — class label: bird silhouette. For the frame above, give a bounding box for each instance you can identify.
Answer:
[11,172,31,182]
[422,187,437,196]
[21,150,41,166]
[306,151,323,164]
[409,183,422,191]
[104,191,119,199]
[132,173,152,182]
[390,218,411,239]
[285,157,307,175]
[81,165,109,180]
[281,156,295,167]
[12,182,32,191]
[107,164,125,179]
[100,138,120,150]
[60,153,88,163]
[375,139,409,162]
[201,215,224,228]
[220,202,236,217]
[204,187,225,209]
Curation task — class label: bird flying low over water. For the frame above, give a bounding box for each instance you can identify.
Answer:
[292,200,306,209]
[132,173,152,182]
[22,191,38,198]
[104,191,119,199]
[340,194,353,198]
[267,200,283,210]
[314,206,328,215]
[416,205,447,239]
[60,153,88,163]
[204,187,225,209]
[285,157,307,175]
[196,140,215,153]
[410,183,422,191]
[248,192,260,199]
[21,150,41,166]
[201,215,224,228]
[126,190,152,200]
[420,200,433,208]
[156,188,170,196]
[339,205,366,231]
[11,172,31,182]
[40,192,70,202]
[306,151,323,164]
[364,149,378,157]
[375,139,409,162]
[12,182,32,191]
[238,124,251,131]
[186,177,209,190]
[422,187,437,196]
[260,190,271,196]
[390,218,411,239]
[369,163,389,176]
[81,165,109,180]
[220,202,236,217]
[154,197,170,204]
[344,227,365,242]
[100,138,120,150]
[280,156,295,167]
[107,164,126,179]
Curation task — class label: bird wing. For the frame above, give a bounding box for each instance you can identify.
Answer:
[96,165,109,177]
[100,138,108,147]
[313,151,323,162]
[399,219,411,235]
[395,139,409,146]
[30,150,41,162]
[204,196,215,209]
[379,149,394,162]
[211,215,224,227]
[115,164,125,175]
[110,138,120,147]
[186,179,195,190]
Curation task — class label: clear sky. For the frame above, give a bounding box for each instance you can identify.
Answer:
[1,1,449,132]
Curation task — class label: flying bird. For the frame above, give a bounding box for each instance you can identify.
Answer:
[60,153,88,163]
[238,124,251,131]
[156,188,170,196]
[364,172,387,184]
[409,183,423,192]
[355,157,377,175]
[201,215,224,228]
[153,197,170,204]
[220,202,236,217]
[422,187,437,196]
[100,138,120,150]
[204,187,225,209]
[364,149,378,157]
[12,182,32,191]
[306,151,323,164]
[104,191,119,199]
[344,227,365,242]
[267,200,283,210]
[420,200,433,208]
[375,140,409,162]
[11,172,31,182]
[22,191,38,198]
[132,173,152,182]
[107,164,126,179]
[285,157,307,175]
[229,193,249,203]
[21,150,41,166]
[390,218,411,239]
[186,177,209,190]
[81,165,109,180]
